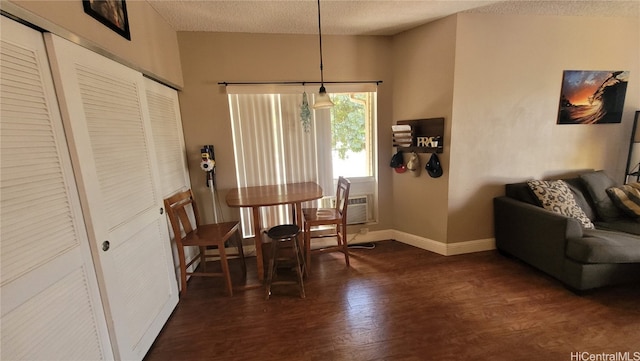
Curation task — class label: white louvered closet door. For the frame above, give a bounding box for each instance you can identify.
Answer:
[43,34,179,360]
[0,16,113,360]
[144,77,195,289]
[144,78,190,198]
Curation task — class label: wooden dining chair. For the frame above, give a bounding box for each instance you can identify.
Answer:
[302,176,351,274]
[164,189,246,297]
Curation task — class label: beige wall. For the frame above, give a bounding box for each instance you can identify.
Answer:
[391,13,639,246]
[636,111,640,141]
[176,32,394,227]
[448,13,639,243]
[391,16,457,243]
[4,1,639,249]
[5,0,183,88]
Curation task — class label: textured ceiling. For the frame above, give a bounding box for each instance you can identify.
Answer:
[147,0,640,36]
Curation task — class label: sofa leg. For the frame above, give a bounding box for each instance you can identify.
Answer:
[496,248,514,258]
[563,284,592,296]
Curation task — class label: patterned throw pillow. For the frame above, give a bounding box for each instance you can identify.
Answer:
[606,183,640,218]
[527,180,595,229]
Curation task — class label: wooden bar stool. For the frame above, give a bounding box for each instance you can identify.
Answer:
[264,224,306,299]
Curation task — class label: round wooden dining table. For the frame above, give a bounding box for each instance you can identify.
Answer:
[226,182,323,281]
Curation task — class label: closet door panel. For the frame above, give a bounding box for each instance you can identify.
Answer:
[144,78,190,198]
[144,78,195,288]
[44,34,178,360]
[77,66,156,229]
[0,16,112,360]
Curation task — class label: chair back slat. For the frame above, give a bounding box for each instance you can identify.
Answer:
[176,204,195,235]
[164,189,199,241]
[335,176,351,219]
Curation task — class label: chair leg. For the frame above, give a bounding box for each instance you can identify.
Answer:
[292,235,305,298]
[296,234,307,278]
[199,246,207,272]
[235,230,247,277]
[265,237,279,300]
[177,246,188,297]
[341,223,350,267]
[304,223,311,276]
[219,245,233,297]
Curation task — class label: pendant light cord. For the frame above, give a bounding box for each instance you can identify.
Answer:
[317,0,325,86]
[218,0,382,89]
[219,1,382,89]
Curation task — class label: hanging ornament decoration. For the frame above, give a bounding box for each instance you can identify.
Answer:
[300,91,311,132]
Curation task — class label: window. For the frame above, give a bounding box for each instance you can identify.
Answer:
[227,85,377,237]
[330,92,376,179]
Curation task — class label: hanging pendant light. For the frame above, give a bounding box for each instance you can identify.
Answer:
[313,0,334,109]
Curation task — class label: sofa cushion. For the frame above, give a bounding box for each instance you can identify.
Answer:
[564,178,597,221]
[566,229,640,263]
[527,180,595,229]
[580,171,622,222]
[606,182,640,218]
[595,219,640,236]
[506,179,597,220]
[505,182,540,205]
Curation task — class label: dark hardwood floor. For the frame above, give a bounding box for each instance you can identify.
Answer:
[144,240,640,361]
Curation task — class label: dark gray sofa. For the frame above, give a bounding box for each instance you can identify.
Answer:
[494,171,640,291]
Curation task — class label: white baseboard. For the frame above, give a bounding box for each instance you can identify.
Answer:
[229,229,495,257]
[394,231,496,256]
[357,229,495,256]
[306,229,392,250]
[391,230,448,255]
[313,229,494,256]
[347,229,395,245]
[445,238,496,255]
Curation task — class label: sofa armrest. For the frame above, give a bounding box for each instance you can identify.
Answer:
[494,196,584,278]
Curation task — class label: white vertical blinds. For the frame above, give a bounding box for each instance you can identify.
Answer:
[228,88,334,236]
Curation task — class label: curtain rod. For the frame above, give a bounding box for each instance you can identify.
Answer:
[218,80,383,86]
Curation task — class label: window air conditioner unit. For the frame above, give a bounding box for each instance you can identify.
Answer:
[345,195,369,225]
[320,194,371,225]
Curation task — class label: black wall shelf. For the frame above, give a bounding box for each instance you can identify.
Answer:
[392,117,444,153]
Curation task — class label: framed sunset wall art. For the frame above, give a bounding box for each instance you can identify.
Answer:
[557,70,629,124]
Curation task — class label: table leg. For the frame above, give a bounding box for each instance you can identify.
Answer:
[294,202,302,226]
[252,206,264,281]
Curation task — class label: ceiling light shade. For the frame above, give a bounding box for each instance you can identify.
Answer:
[313,0,333,109]
[313,85,334,109]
